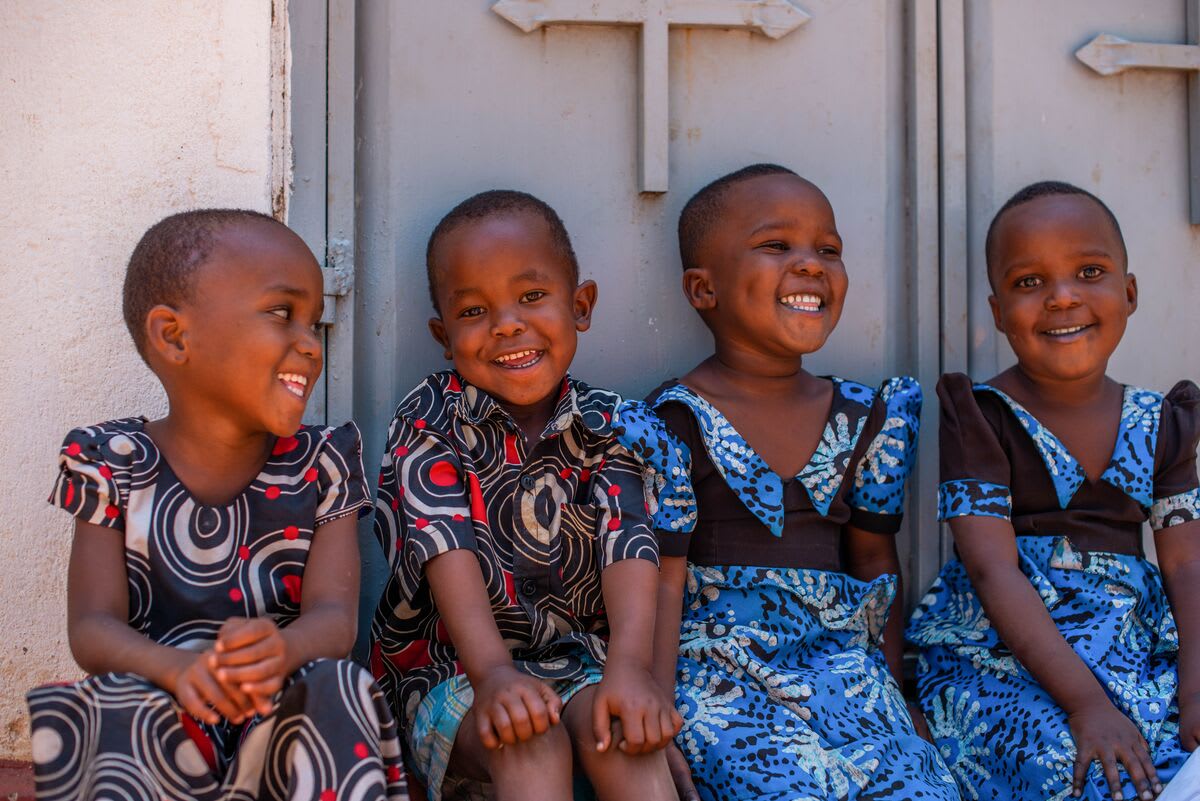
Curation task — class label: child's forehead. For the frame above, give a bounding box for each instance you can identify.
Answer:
[196,221,320,291]
[435,211,574,286]
[993,194,1122,256]
[720,174,834,230]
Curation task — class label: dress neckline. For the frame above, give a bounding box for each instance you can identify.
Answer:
[973,382,1162,510]
[655,378,877,533]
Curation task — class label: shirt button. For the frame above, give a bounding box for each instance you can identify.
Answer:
[519,475,536,491]
[520,579,538,597]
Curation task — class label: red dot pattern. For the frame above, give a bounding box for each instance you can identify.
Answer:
[238,546,250,560]
[607,485,621,496]
[607,517,621,531]
[415,518,429,528]
[265,486,281,500]
[229,588,243,602]
[283,526,299,540]
[66,442,82,456]
[559,467,572,479]
[98,465,113,479]
[104,504,120,519]
[353,742,369,759]
[304,467,319,483]
[394,446,409,457]
[414,419,427,430]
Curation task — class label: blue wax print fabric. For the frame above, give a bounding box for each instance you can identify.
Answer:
[622,376,959,801]
[908,376,1200,800]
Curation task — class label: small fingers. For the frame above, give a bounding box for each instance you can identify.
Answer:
[217,656,286,685]
[670,707,684,736]
[1073,750,1092,797]
[1133,741,1161,797]
[1117,745,1151,801]
[490,704,517,747]
[193,669,242,723]
[216,618,275,652]
[618,711,647,755]
[214,637,285,668]
[592,696,612,753]
[537,681,562,726]
[1099,750,1125,801]
[503,694,535,742]
[176,682,219,725]
[476,710,501,751]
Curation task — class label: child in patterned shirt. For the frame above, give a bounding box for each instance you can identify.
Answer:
[371,190,679,801]
[27,209,407,800]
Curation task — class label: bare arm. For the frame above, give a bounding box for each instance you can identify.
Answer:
[953,515,1160,798]
[843,525,905,683]
[276,513,361,667]
[426,548,560,749]
[1156,518,1200,751]
[651,555,687,693]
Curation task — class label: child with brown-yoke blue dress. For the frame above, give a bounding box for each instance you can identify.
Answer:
[908,181,1200,800]
[27,209,408,801]
[616,164,959,800]
[370,190,680,801]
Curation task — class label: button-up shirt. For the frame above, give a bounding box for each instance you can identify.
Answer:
[370,371,659,729]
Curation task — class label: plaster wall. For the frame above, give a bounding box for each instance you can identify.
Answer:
[0,1,287,759]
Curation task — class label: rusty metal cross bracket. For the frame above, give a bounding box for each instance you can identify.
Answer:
[1076,2,1200,223]
[492,0,811,193]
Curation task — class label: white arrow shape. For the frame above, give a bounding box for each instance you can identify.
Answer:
[1075,33,1200,77]
[493,0,810,40]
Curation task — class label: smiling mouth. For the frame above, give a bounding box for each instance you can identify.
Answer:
[493,349,544,369]
[778,293,824,313]
[278,372,309,398]
[1042,324,1094,338]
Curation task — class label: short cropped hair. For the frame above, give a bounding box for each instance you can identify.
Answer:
[123,208,282,360]
[985,181,1127,282]
[425,190,579,313]
[677,163,798,272]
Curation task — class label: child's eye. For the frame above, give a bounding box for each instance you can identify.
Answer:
[818,246,841,257]
[521,290,546,303]
[1079,265,1104,279]
[1014,275,1042,289]
[458,306,485,319]
[269,307,291,320]
[758,241,788,252]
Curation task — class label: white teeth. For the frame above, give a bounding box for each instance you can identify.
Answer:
[277,373,308,398]
[1045,325,1088,336]
[779,293,823,311]
[494,350,538,364]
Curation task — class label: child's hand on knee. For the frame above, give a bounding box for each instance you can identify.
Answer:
[1068,701,1161,800]
[170,649,255,725]
[472,665,562,750]
[592,660,682,755]
[211,617,290,717]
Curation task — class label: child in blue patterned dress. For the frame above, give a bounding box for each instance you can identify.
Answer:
[907,181,1200,800]
[616,164,958,801]
[26,210,408,800]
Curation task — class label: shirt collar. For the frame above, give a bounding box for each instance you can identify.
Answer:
[451,374,610,438]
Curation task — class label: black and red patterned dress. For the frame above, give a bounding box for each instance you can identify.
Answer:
[27,418,409,801]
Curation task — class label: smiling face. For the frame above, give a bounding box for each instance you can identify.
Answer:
[167,220,325,436]
[427,210,595,416]
[987,194,1137,383]
[687,173,848,362]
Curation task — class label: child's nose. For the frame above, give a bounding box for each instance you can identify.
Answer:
[490,307,527,337]
[296,325,322,359]
[1043,280,1082,309]
[789,252,825,276]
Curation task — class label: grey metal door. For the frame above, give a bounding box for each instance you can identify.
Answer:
[289,1,1200,618]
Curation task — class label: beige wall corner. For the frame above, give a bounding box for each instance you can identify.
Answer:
[0,1,290,760]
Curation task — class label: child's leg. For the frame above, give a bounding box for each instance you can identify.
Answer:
[561,686,676,801]
[230,659,409,801]
[27,673,224,800]
[446,706,573,801]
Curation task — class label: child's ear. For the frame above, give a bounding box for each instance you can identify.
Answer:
[1125,272,1138,316]
[988,294,1005,333]
[682,267,716,311]
[145,305,188,365]
[573,279,598,332]
[427,317,453,360]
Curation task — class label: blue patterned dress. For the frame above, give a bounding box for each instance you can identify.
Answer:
[907,374,1200,800]
[616,377,958,801]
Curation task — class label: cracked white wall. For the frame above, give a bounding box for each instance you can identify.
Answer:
[0,1,288,760]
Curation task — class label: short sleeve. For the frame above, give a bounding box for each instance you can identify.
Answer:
[49,425,130,530]
[314,421,372,526]
[612,399,696,537]
[588,437,660,568]
[848,376,921,534]
[937,373,1013,521]
[1150,380,1200,530]
[372,409,477,576]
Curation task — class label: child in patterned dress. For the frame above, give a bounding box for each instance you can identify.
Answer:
[907,181,1200,800]
[370,191,679,801]
[27,210,408,801]
[615,164,959,800]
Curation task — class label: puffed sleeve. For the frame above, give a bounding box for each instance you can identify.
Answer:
[937,373,1013,521]
[314,421,372,526]
[1150,380,1200,530]
[613,399,697,558]
[848,376,921,534]
[588,435,660,569]
[48,423,134,530]
[372,383,477,576]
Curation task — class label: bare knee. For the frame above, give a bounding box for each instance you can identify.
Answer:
[449,708,573,801]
